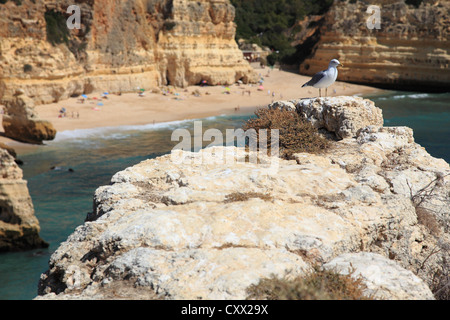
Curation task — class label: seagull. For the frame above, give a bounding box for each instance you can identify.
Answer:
[302,59,343,97]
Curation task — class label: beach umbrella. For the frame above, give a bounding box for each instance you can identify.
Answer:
[82,94,88,98]
[140,89,145,92]
[103,92,109,95]
[97,102,104,106]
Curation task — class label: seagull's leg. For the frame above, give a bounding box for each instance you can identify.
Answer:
[325,88,328,97]
[319,89,321,97]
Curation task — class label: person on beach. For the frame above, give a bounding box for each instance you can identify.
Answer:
[59,107,66,118]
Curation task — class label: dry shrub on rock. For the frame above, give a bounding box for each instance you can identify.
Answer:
[246,266,372,300]
[243,108,329,159]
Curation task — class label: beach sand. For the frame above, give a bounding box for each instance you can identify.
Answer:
[1,68,381,155]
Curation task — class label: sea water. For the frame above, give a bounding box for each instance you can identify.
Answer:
[366,91,450,162]
[0,91,449,300]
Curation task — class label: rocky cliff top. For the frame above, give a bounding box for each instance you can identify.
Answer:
[36,96,450,300]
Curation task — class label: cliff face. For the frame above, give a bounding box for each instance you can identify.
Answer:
[0,0,257,105]
[299,0,450,92]
[0,148,48,251]
[157,0,256,87]
[36,97,449,300]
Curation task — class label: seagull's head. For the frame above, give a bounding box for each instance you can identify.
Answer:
[329,59,343,68]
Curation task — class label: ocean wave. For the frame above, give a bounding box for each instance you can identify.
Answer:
[377,93,431,101]
[52,116,224,142]
[391,93,430,100]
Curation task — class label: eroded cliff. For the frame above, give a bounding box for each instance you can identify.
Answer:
[0,0,257,105]
[299,0,450,92]
[2,89,56,144]
[0,148,48,251]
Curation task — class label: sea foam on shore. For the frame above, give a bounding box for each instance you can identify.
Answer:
[51,116,226,142]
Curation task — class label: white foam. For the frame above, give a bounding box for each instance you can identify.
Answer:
[391,93,430,100]
[51,116,224,142]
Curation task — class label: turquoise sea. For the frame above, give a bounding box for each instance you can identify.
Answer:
[0,91,449,300]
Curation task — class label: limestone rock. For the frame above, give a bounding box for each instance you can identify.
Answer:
[0,0,257,105]
[0,142,17,159]
[299,1,450,91]
[35,97,449,300]
[0,148,48,251]
[1,91,56,144]
[269,96,384,139]
[37,146,447,299]
[324,252,435,300]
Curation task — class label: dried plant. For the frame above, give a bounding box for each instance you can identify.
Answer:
[246,266,373,300]
[224,192,273,203]
[242,108,330,159]
[407,173,450,300]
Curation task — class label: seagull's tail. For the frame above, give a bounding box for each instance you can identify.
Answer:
[302,82,309,88]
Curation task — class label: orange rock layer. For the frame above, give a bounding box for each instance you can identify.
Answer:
[0,0,257,105]
[299,0,449,92]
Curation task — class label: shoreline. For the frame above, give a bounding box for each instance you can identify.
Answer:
[1,69,381,155]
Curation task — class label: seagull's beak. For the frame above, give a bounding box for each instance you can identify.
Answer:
[338,63,344,68]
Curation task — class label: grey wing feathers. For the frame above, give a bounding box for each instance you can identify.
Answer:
[302,71,325,87]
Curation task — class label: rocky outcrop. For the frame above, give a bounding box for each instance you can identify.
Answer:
[324,252,435,300]
[1,90,56,144]
[0,0,257,105]
[269,96,384,139]
[36,97,449,300]
[0,142,17,160]
[299,0,450,92]
[0,148,48,251]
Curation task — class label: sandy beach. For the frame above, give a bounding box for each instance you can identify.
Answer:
[1,67,381,155]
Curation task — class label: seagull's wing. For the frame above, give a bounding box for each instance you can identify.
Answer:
[302,70,326,87]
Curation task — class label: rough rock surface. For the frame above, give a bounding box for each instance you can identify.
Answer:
[36,97,449,300]
[299,0,450,91]
[269,96,384,139]
[1,90,56,144]
[324,252,435,300]
[0,0,257,105]
[0,148,48,251]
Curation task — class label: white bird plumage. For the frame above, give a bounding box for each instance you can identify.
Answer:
[302,59,343,97]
